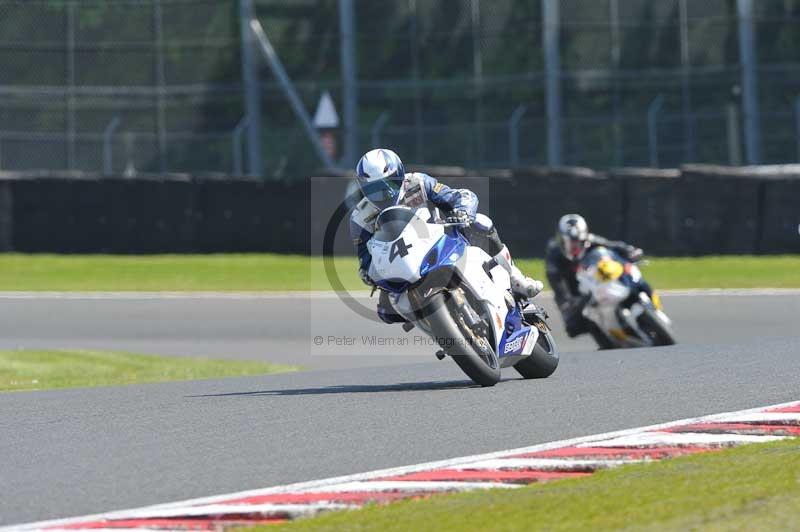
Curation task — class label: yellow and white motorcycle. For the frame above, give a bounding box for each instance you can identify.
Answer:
[576,247,675,349]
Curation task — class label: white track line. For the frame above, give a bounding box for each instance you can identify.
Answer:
[292,480,519,493]
[581,431,784,448]
[8,399,798,532]
[451,458,640,471]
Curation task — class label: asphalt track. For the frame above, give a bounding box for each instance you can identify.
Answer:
[2,292,800,526]
[1,292,798,368]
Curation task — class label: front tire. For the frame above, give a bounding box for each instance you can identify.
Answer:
[423,291,501,387]
[513,321,559,379]
[589,323,617,350]
[638,308,676,346]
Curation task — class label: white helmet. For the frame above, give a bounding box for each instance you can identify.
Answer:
[355,149,406,210]
[557,214,589,260]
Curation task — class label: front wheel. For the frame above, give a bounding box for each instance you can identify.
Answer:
[637,308,676,346]
[513,320,559,379]
[422,291,500,387]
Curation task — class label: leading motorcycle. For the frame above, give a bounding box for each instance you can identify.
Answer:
[366,206,558,387]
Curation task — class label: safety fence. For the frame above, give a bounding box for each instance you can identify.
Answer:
[0,166,797,256]
[2,0,800,177]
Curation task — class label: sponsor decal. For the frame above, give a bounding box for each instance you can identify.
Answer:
[433,182,444,193]
[503,333,526,354]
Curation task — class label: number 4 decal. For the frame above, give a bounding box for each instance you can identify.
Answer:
[389,238,412,261]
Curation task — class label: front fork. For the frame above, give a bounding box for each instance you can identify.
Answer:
[619,292,670,344]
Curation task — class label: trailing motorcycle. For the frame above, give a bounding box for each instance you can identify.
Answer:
[576,246,676,349]
[367,206,558,387]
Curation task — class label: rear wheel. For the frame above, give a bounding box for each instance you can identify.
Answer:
[513,319,559,379]
[638,308,676,346]
[423,291,500,387]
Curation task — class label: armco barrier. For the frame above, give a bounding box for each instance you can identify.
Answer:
[621,176,763,256]
[759,179,800,254]
[0,167,797,256]
[489,175,625,258]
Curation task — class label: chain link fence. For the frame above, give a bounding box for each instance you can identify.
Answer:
[0,0,243,174]
[1,0,799,177]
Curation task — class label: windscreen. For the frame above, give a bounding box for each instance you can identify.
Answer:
[580,246,625,268]
[372,207,417,242]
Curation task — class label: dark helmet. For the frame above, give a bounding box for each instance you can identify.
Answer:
[557,214,589,260]
[355,148,406,210]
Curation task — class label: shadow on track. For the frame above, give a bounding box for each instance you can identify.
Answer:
[188,379,482,397]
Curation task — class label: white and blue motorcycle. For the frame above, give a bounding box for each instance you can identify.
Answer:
[367,206,559,387]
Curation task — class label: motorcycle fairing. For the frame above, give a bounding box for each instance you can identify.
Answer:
[498,306,538,358]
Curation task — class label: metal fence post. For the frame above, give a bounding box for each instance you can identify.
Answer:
[66,1,77,170]
[610,0,623,166]
[232,117,249,176]
[471,0,484,167]
[647,94,665,168]
[542,0,563,166]
[726,102,742,166]
[508,105,527,167]
[103,117,121,175]
[338,0,359,168]
[408,0,424,163]
[679,0,695,161]
[737,0,761,165]
[239,0,264,177]
[371,111,390,148]
[154,0,168,174]
[123,132,137,177]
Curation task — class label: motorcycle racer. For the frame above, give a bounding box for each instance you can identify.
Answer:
[351,148,544,324]
[545,213,646,338]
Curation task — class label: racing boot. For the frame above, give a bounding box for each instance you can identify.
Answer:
[493,245,544,300]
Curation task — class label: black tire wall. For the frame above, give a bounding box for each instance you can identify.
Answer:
[0,169,797,255]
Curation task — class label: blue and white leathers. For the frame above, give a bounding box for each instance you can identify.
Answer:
[366,206,539,367]
[351,172,479,272]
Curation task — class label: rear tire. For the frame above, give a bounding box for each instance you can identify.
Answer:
[513,323,559,379]
[638,308,676,346]
[424,292,500,387]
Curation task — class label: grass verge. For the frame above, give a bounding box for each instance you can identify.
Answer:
[0,349,298,392]
[0,254,796,291]
[268,438,800,531]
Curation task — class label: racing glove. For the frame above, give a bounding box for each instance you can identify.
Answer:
[445,209,473,226]
[626,246,644,262]
[358,268,375,287]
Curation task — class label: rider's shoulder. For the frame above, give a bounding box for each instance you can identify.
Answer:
[405,171,433,184]
[544,239,561,258]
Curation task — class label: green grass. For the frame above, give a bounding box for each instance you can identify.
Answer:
[268,439,800,532]
[0,253,796,291]
[0,349,298,392]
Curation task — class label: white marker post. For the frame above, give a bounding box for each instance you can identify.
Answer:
[313,91,341,163]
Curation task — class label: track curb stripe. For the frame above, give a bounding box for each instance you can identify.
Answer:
[8,399,799,531]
